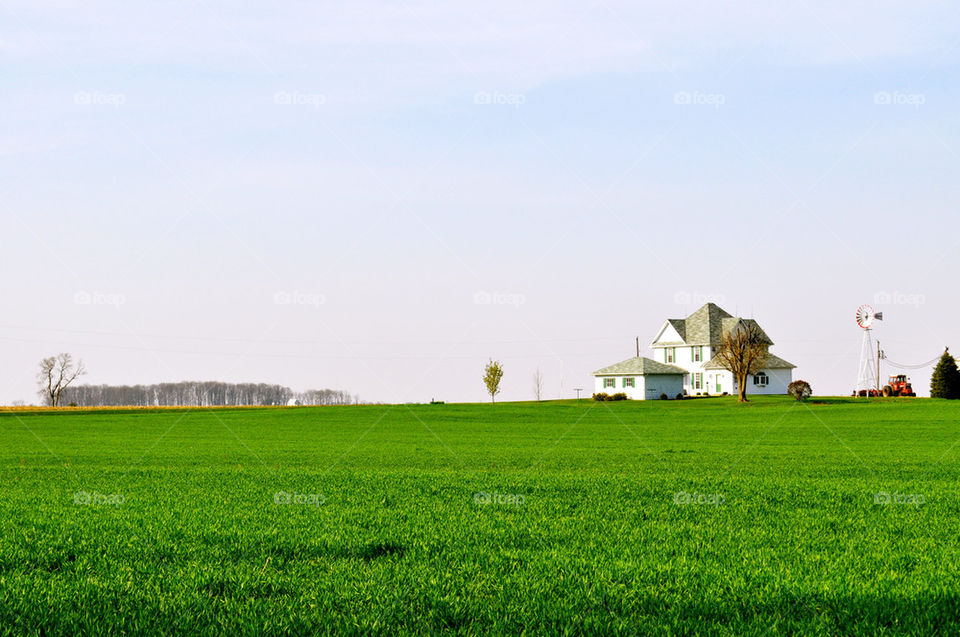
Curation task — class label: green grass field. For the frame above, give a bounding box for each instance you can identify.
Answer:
[2,396,959,635]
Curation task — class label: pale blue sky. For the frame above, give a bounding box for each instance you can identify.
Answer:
[2,1,958,402]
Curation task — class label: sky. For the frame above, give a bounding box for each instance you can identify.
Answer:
[1,1,958,403]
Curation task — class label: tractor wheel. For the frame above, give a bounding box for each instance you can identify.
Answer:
[882,386,893,397]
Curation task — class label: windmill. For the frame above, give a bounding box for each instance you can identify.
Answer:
[854,304,883,396]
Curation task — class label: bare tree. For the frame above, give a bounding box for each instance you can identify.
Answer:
[38,353,86,407]
[713,321,770,403]
[483,359,504,403]
[532,367,544,402]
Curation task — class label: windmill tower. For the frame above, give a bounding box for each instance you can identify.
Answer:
[854,304,883,395]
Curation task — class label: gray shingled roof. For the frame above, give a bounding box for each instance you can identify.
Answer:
[658,303,774,347]
[683,303,732,344]
[719,317,773,345]
[703,352,796,370]
[592,356,687,376]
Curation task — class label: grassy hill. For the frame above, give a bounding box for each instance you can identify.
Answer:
[1,396,958,634]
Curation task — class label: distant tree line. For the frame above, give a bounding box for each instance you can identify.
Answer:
[58,382,358,407]
[294,389,358,406]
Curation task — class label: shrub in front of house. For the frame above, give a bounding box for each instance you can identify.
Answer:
[659,393,668,400]
[787,380,812,401]
[593,392,629,401]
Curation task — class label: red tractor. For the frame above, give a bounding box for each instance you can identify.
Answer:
[852,375,916,397]
[882,374,916,397]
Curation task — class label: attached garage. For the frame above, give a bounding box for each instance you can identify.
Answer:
[592,357,687,400]
[640,374,685,400]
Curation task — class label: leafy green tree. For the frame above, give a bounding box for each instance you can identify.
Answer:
[483,359,504,403]
[930,348,960,399]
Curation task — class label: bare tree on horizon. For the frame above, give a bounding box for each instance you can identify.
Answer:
[37,353,86,407]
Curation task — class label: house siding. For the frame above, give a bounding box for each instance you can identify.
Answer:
[652,346,792,396]
[593,374,685,400]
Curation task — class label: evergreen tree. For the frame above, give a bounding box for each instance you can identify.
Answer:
[930,348,960,399]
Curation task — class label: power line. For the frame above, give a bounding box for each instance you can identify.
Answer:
[883,355,941,370]
[0,324,629,347]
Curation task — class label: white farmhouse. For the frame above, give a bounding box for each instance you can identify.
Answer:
[592,303,796,399]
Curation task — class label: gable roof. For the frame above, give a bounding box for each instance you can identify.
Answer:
[703,351,796,370]
[719,317,773,345]
[668,319,686,341]
[653,303,774,347]
[592,356,687,376]
[651,320,686,346]
[685,303,732,344]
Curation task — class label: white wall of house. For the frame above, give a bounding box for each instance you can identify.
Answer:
[653,344,716,393]
[704,369,734,395]
[742,368,792,395]
[593,375,684,400]
[653,345,716,369]
[594,375,644,400]
[705,368,792,395]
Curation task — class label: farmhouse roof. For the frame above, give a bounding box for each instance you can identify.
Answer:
[592,356,687,376]
[703,352,797,370]
[657,303,775,347]
[684,303,732,344]
[667,319,686,341]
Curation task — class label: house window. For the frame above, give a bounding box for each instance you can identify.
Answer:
[666,347,676,363]
[693,346,702,362]
[754,372,769,387]
[623,377,635,388]
[604,378,616,388]
[694,373,703,390]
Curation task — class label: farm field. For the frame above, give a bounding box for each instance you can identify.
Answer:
[2,397,959,635]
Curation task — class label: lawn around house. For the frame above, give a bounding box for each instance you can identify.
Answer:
[1,396,958,634]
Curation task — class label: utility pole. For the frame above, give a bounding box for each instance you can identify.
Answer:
[876,340,883,393]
